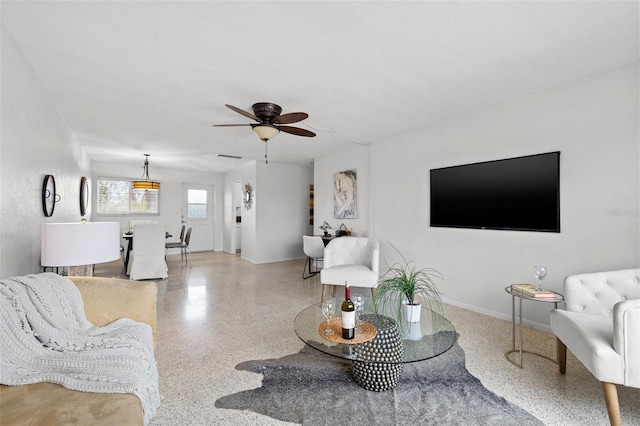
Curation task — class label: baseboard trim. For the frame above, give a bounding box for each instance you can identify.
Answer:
[442,297,553,333]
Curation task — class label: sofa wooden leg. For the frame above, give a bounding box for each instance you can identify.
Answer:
[602,382,621,426]
[321,285,329,304]
[556,337,566,374]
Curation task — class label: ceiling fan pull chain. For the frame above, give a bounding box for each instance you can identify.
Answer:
[264,141,268,164]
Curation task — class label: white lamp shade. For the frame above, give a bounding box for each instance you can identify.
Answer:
[252,124,280,140]
[41,222,121,267]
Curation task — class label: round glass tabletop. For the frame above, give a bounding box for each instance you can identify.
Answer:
[293,300,457,364]
[505,285,564,303]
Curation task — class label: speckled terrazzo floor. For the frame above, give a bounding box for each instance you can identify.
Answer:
[94,252,640,426]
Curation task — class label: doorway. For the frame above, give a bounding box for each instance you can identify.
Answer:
[182,183,214,252]
[231,181,242,254]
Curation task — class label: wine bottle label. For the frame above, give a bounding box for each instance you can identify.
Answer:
[342,310,355,329]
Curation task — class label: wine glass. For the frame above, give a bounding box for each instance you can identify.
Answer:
[352,293,364,332]
[533,265,548,291]
[321,299,336,335]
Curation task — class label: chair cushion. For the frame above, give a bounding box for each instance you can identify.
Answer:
[321,264,378,288]
[550,309,623,384]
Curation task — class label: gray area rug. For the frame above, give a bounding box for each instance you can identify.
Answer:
[215,342,543,425]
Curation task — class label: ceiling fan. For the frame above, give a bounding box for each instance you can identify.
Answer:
[213,102,316,163]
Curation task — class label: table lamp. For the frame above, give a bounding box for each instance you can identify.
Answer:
[41,221,120,276]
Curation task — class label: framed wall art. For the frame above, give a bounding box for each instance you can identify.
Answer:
[243,183,253,210]
[334,169,357,219]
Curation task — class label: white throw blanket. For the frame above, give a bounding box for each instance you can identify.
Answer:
[0,273,160,425]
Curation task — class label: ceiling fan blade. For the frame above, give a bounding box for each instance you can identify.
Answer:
[273,112,309,125]
[212,124,252,127]
[277,126,316,137]
[225,104,260,122]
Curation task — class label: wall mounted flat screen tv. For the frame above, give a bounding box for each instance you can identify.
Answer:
[430,152,560,232]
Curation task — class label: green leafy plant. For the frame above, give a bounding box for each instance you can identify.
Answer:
[318,221,332,232]
[373,246,446,327]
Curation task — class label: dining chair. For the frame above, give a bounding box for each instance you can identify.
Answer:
[119,244,126,273]
[320,237,379,303]
[165,225,186,257]
[182,227,192,267]
[170,227,193,267]
[128,223,168,280]
[302,235,325,279]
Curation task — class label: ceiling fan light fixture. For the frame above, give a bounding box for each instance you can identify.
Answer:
[215,103,315,164]
[132,154,160,191]
[251,124,280,141]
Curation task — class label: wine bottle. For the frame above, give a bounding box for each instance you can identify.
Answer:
[341,281,355,340]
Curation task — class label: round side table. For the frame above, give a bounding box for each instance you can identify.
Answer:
[505,285,564,368]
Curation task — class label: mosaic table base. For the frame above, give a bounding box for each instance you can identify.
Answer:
[350,313,404,391]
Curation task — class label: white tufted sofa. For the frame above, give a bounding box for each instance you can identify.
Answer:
[550,268,640,426]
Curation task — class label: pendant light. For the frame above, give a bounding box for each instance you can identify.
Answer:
[132,154,160,190]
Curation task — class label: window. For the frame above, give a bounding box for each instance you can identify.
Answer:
[97,178,160,215]
[187,189,207,219]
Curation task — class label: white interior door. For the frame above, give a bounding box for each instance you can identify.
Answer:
[182,183,214,252]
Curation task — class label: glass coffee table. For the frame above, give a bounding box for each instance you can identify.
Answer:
[293,300,457,391]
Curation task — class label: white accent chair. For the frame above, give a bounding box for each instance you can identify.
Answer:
[302,235,325,279]
[128,223,169,281]
[320,237,379,303]
[550,268,640,426]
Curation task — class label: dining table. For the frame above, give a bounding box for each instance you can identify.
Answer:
[320,235,335,246]
[122,231,172,274]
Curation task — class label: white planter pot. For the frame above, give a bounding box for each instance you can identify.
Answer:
[402,301,421,323]
[405,321,423,340]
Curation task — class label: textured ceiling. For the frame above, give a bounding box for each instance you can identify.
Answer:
[2,1,638,172]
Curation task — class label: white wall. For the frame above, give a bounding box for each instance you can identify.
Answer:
[1,28,89,277]
[251,161,314,264]
[368,65,639,329]
[222,161,312,264]
[91,161,225,252]
[0,26,310,273]
[313,144,370,236]
[223,162,255,254]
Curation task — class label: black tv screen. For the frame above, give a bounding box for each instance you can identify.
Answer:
[430,152,560,232]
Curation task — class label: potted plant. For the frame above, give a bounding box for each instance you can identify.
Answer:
[318,221,332,237]
[373,246,445,330]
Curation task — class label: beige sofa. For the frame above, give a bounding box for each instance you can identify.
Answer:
[0,276,158,426]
